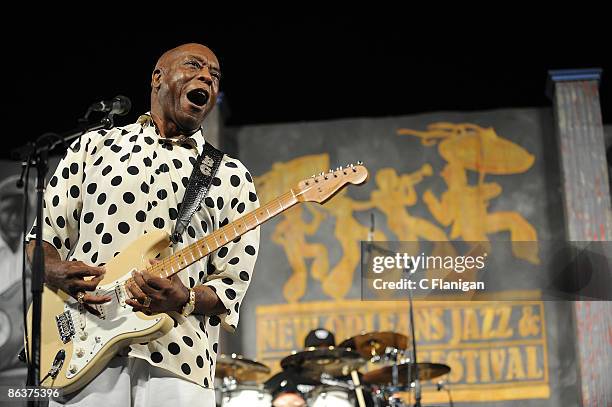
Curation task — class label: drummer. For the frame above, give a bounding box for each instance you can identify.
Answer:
[267,328,374,407]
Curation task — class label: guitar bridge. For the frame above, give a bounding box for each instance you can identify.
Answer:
[55,311,75,344]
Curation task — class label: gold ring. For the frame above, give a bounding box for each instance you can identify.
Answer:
[77,292,86,304]
[142,297,151,308]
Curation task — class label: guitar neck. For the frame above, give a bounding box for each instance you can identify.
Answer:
[147,189,300,279]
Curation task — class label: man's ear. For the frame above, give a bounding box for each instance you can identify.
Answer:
[151,68,162,89]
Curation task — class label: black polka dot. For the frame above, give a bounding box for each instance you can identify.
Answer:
[93,156,103,166]
[232,236,241,244]
[172,182,179,193]
[53,236,62,250]
[187,226,196,239]
[237,203,245,213]
[103,138,114,147]
[151,352,163,363]
[120,153,130,162]
[52,195,60,207]
[102,165,112,176]
[217,197,224,209]
[141,182,149,193]
[228,257,240,265]
[50,176,58,187]
[83,242,92,253]
[111,176,122,186]
[159,163,169,173]
[218,247,228,258]
[189,277,195,288]
[234,302,240,313]
[90,146,97,155]
[168,342,181,355]
[97,193,107,205]
[144,136,154,145]
[157,189,167,200]
[91,252,98,263]
[62,167,69,179]
[245,172,253,183]
[127,166,139,175]
[239,271,250,281]
[95,223,104,234]
[136,210,146,222]
[201,220,208,233]
[56,216,66,228]
[169,208,178,220]
[129,134,138,142]
[222,277,234,285]
[213,343,218,353]
[230,175,240,187]
[102,233,113,244]
[212,177,221,187]
[118,222,130,234]
[182,336,194,347]
[225,289,236,300]
[70,186,80,198]
[87,183,97,194]
[245,245,256,255]
[83,212,94,224]
[45,217,51,226]
[207,262,216,275]
[132,145,142,153]
[199,270,205,281]
[230,198,238,209]
[249,192,257,202]
[154,218,165,229]
[181,177,189,188]
[110,145,122,153]
[196,356,204,368]
[209,315,220,326]
[123,192,135,204]
[225,162,237,168]
[181,363,191,375]
[205,197,214,208]
[70,163,79,175]
[220,218,229,227]
[108,204,117,215]
[72,209,80,222]
[173,159,183,169]
[144,157,152,167]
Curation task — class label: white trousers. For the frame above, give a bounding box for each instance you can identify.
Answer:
[50,356,215,407]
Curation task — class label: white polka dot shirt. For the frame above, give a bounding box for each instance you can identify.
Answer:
[27,115,260,388]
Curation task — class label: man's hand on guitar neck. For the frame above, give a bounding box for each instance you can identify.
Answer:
[26,241,112,306]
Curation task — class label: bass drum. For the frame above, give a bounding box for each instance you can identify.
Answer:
[308,385,356,407]
[221,384,272,407]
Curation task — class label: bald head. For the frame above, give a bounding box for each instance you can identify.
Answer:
[150,43,221,138]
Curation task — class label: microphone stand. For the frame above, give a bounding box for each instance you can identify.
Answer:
[366,237,420,407]
[13,113,118,407]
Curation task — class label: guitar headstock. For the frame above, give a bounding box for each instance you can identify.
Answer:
[295,161,369,204]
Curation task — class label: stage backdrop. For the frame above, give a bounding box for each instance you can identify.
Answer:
[232,108,584,406]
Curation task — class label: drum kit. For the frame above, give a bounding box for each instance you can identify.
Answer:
[216,331,451,407]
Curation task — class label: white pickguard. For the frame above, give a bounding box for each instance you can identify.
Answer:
[61,271,162,379]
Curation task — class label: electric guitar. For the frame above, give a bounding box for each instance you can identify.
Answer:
[27,163,368,394]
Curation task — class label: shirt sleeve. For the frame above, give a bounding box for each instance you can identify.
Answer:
[204,163,260,333]
[26,136,88,260]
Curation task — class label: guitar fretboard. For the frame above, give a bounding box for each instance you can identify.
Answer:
[147,189,299,279]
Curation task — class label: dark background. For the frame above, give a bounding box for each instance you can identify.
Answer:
[4,18,611,160]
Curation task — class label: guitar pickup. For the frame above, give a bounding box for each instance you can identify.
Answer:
[55,311,75,344]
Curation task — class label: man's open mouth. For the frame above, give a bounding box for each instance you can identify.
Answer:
[186,89,210,107]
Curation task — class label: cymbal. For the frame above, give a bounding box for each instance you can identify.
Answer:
[216,353,271,383]
[339,331,408,358]
[362,362,450,385]
[281,347,366,379]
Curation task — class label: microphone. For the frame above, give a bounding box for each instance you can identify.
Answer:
[88,95,131,116]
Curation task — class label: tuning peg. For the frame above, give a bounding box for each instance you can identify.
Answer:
[336,166,343,171]
[319,172,325,176]
[357,160,363,165]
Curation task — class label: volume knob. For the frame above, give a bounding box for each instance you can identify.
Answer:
[69,364,78,374]
[76,348,85,358]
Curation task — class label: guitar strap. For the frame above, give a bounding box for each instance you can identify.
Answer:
[171,136,224,244]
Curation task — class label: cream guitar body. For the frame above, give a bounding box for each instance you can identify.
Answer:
[27,163,369,394]
[27,230,175,394]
